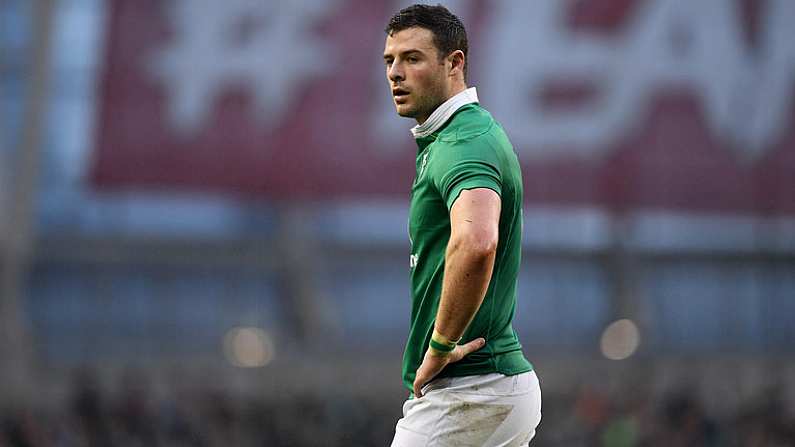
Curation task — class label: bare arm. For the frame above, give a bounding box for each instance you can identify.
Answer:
[412,187,500,397]
[434,187,500,340]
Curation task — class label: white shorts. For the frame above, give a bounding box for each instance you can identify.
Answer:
[391,371,542,447]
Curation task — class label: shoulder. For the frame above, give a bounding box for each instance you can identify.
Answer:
[437,104,496,144]
[429,105,504,166]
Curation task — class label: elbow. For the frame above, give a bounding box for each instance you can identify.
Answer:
[450,231,498,260]
[474,233,498,258]
[478,237,499,259]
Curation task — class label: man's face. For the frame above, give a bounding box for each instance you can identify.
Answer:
[384,27,450,124]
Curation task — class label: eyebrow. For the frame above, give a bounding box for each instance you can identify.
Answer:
[383,49,423,60]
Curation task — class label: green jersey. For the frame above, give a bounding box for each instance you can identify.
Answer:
[403,92,532,393]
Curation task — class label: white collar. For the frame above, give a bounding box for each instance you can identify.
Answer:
[410,87,479,139]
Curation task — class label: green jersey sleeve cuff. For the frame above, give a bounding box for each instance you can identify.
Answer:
[445,175,502,210]
[437,160,503,210]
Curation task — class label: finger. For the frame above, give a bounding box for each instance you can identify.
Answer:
[413,375,424,398]
[413,357,439,398]
[413,362,427,398]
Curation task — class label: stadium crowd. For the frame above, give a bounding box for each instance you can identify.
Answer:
[1,367,793,446]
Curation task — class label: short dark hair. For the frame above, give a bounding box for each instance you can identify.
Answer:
[385,4,468,76]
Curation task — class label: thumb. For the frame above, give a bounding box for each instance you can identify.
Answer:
[453,337,486,361]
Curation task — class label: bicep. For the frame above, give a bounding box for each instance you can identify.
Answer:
[449,188,501,248]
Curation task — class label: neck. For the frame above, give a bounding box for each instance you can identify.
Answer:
[410,86,479,139]
[416,83,468,125]
[446,83,468,101]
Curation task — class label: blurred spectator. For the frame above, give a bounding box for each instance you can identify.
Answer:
[71,369,112,446]
[657,392,720,446]
[2,365,793,446]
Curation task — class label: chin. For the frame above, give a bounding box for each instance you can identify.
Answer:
[395,105,417,119]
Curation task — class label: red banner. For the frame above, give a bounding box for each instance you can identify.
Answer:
[92,0,795,214]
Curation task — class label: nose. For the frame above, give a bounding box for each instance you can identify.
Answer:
[388,62,404,83]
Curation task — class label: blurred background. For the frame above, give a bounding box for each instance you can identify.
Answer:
[1,0,794,445]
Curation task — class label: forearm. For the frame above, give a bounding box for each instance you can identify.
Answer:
[433,237,496,340]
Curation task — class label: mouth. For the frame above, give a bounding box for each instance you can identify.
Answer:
[392,87,410,103]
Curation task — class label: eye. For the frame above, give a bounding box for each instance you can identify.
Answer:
[407,56,418,63]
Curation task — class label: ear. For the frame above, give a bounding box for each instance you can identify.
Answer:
[447,50,466,77]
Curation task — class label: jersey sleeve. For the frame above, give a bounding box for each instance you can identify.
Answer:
[433,143,502,211]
